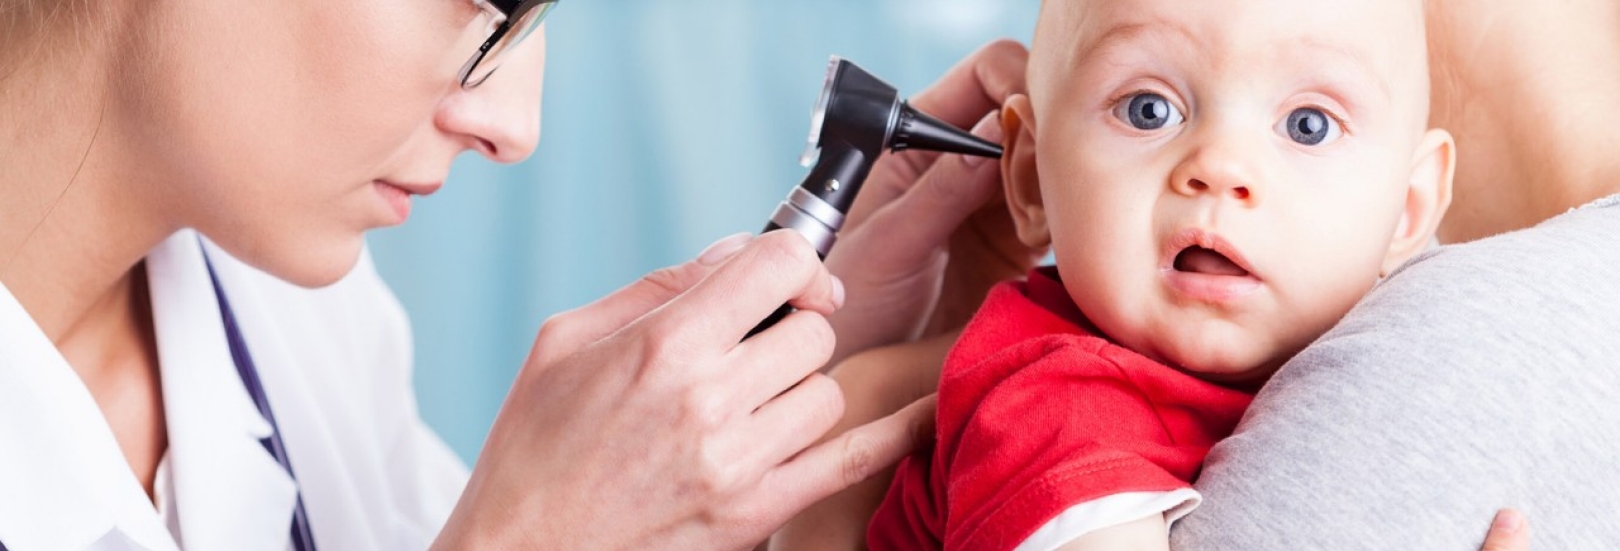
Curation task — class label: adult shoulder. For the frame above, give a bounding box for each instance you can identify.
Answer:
[1172,197,1620,549]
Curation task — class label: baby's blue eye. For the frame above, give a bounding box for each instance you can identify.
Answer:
[1281,107,1342,146]
[1115,92,1184,130]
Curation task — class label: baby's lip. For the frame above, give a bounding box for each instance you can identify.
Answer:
[1161,228,1260,279]
[1160,229,1264,304]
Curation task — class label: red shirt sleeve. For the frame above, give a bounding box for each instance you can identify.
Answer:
[935,337,1241,551]
[867,448,946,551]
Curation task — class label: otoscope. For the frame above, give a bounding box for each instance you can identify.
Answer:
[747,57,1004,337]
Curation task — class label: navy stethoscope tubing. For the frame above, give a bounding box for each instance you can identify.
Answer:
[204,253,319,551]
[0,252,317,551]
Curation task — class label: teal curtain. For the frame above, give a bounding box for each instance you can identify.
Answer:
[370,0,1040,462]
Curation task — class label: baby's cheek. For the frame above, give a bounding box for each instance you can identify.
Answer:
[1063,260,1170,357]
[1275,263,1381,349]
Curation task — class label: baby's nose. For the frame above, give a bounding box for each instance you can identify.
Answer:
[1169,143,1264,205]
[1183,178,1252,201]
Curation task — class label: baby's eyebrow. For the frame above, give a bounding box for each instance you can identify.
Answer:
[1072,20,1194,67]
[1072,20,1392,108]
[1285,38,1392,107]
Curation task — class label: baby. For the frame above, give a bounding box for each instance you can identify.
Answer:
[867,0,1454,550]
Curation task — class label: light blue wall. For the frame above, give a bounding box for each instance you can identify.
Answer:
[369,1,1041,462]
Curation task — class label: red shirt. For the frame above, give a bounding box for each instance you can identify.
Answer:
[867,268,1255,551]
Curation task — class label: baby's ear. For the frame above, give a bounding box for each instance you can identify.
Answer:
[1001,94,1052,249]
[1383,128,1456,274]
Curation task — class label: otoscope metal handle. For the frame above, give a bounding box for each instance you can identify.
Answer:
[745,189,846,338]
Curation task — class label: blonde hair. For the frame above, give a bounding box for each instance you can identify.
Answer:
[3,0,62,33]
[2,0,103,74]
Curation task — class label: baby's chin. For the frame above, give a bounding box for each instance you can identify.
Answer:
[1147,332,1286,386]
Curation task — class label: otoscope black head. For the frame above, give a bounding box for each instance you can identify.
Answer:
[753,57,1004,337]
[800,57,1003,214]
[809,58,903,164]
[805,57,1003,163]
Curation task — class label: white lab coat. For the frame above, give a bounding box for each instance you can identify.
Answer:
[0,230,468,551]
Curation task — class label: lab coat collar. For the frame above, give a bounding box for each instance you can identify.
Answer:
[0,230,297,551]
[0,266,177,550]
[147,231,299,551]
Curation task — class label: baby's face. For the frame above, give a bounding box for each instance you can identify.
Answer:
[1005,0,1451,381]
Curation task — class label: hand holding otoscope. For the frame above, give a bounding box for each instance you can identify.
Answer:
[746,57,1004,338]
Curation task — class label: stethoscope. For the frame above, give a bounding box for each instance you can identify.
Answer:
[0,253,318,551]
[204,253,319,551]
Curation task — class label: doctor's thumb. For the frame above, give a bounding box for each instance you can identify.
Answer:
[533,233,754,360]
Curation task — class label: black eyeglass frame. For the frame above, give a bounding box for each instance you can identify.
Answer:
[459,0,559,89]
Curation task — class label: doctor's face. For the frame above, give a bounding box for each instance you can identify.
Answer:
[124,0,547,287]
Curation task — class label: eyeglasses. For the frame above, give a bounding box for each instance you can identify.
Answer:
[460,0,559,89]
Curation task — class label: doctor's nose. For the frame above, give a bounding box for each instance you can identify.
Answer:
[435,28,547,164]
[1168,135,1264,205]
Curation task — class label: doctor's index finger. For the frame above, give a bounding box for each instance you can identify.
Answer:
[643,230,841,353]
[741,394,939,528]
[907,40,1030,129]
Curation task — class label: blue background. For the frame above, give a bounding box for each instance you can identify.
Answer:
[370,0,1041,462]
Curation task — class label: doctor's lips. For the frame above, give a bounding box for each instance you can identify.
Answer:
[1161,228,1263,302]
[376,179,444,197]
[373,179,443,222]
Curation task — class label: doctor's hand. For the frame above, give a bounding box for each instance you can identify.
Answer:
[823,39,1045,364]
[432,231,936,551]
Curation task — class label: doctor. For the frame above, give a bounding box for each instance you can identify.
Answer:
[0,1,1029,550]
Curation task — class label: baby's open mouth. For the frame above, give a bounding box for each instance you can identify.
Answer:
[1173,246,1251,277]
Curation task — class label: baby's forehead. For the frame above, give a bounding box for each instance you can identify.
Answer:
[1034,0,1429,104]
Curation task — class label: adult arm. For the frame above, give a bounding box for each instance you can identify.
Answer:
[1173,200,1620,549]
[771,335,955,550]
[1059,511,1529,551]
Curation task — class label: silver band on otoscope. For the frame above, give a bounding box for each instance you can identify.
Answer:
[769,187,846,256]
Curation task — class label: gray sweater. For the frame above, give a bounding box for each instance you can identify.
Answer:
[1172,195,1620,550]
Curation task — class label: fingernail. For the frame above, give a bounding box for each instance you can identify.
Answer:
[962,111,1003,168]
[830,275,846,309]
[1493,509,1523,535]
[697,233,752,266]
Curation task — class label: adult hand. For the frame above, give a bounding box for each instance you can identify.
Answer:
[770,334,956,551]
[432,231,933,551]
[1480,509,1531,551]
[823,39,1045,364]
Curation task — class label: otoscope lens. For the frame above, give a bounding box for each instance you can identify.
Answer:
[801,57,842,166]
